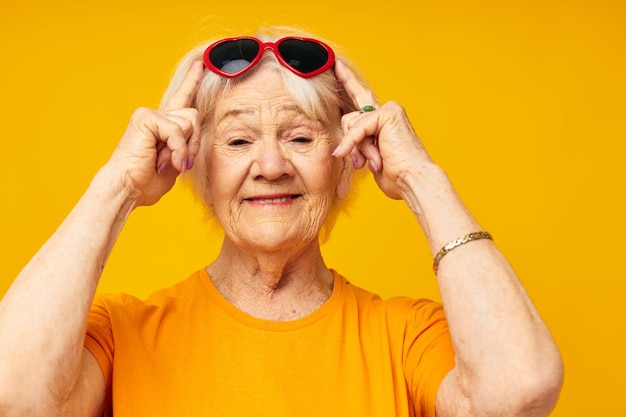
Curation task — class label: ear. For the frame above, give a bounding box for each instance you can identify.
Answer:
[196,163,214,208]
[203,188,214,208]
[195,142,214,208]
[335,156,353,200]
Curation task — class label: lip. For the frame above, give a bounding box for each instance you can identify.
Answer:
[243,193,302,206]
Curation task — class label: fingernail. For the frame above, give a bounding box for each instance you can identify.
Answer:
[186,155,195,170]
[351,155,357,168]
[181,159,188,173]
[369,161,378,173]
[158,162,168,174]
[332,147,340,157]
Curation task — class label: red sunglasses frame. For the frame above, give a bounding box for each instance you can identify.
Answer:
[203,36,336,79]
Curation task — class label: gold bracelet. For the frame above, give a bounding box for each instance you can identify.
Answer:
[433,231,493,274]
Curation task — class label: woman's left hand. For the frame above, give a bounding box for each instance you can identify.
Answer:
[333,60,433,200]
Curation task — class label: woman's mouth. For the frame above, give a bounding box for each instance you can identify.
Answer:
[244,194,302,205]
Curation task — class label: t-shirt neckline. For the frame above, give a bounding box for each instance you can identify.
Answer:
[196,267,346,331]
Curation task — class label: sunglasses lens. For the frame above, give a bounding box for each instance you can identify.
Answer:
[277,39,330,74]
[209,39,260,74]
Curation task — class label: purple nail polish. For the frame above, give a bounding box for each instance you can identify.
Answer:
[158,162,168,174]
[187,155,195,170]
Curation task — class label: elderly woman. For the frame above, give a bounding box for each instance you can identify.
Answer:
[0,27,562,416]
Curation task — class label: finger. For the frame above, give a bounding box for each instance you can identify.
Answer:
[156,146,173,173]
[358,137,382,173]
[348,140,380,171]
[160,108,201,171]
[349,148,367,170]
[162,112,195,139]
[163,60,204,111]
[145,115,191,172]
[333,112,383,170]
[171,107,201,157]
[340,111,379,168]
[344,126,382,173]
[335,60,379,111]
[340,111,362,134]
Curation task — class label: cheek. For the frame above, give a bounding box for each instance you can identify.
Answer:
[300,156,340,204]
[204,151,246,208]
[314,155,343,192]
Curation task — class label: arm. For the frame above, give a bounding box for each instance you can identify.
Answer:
[333,60,563,417]
[0,61,204,417]
[401,163,563,417]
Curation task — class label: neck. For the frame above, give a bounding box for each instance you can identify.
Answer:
[207,237,334,321]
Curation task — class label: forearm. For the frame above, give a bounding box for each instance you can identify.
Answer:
[0,163,135,408]
[400,162,563,415]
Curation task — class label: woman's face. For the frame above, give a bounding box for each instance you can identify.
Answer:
[203,65,349,252]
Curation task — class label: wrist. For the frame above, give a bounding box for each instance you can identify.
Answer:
[398,162,482,255]
[88,163,140,213]
[397,161,450,215]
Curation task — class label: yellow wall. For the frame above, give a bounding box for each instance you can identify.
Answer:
[1,0,624,414]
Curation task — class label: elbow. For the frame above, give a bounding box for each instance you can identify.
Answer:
[0,371,60,417]
[514,362,564,417]
[520,346,565,416]
[534,357,565,414]
[0,387,29,417]
[0,396,58,417]
[0,388,37,417]
[472,355,565,417]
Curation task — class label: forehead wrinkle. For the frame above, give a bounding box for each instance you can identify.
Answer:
[275,104,303,115]
[273,104,322,128]
[220,105,309,126]
[214,108,256,129]
[217,103,301,121]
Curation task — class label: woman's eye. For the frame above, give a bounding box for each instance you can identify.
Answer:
[229,139,250,146]
[292,137,312,144]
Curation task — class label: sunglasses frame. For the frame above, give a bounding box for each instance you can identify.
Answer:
[203,36,336,79]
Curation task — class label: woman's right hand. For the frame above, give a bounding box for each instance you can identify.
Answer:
[107,60,204,207]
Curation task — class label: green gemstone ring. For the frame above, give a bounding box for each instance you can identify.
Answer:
[359,105,376,114]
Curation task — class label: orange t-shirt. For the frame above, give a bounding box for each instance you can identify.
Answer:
[85,269,454,416]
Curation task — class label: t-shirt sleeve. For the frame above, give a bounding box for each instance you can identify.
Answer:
[84,294,115,415]
[391,298,456,417]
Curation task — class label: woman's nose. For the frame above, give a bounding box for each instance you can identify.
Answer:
[249,138,295,181]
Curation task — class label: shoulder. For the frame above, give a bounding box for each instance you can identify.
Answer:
[92,269,206,318]
[335,271,446,328]
[385,296,447,326]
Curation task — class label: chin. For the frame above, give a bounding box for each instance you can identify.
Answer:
[240,222,319,252]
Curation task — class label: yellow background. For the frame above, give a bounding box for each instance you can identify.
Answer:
[1,0,624,415]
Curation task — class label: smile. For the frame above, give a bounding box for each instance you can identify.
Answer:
[244,194,302,204]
